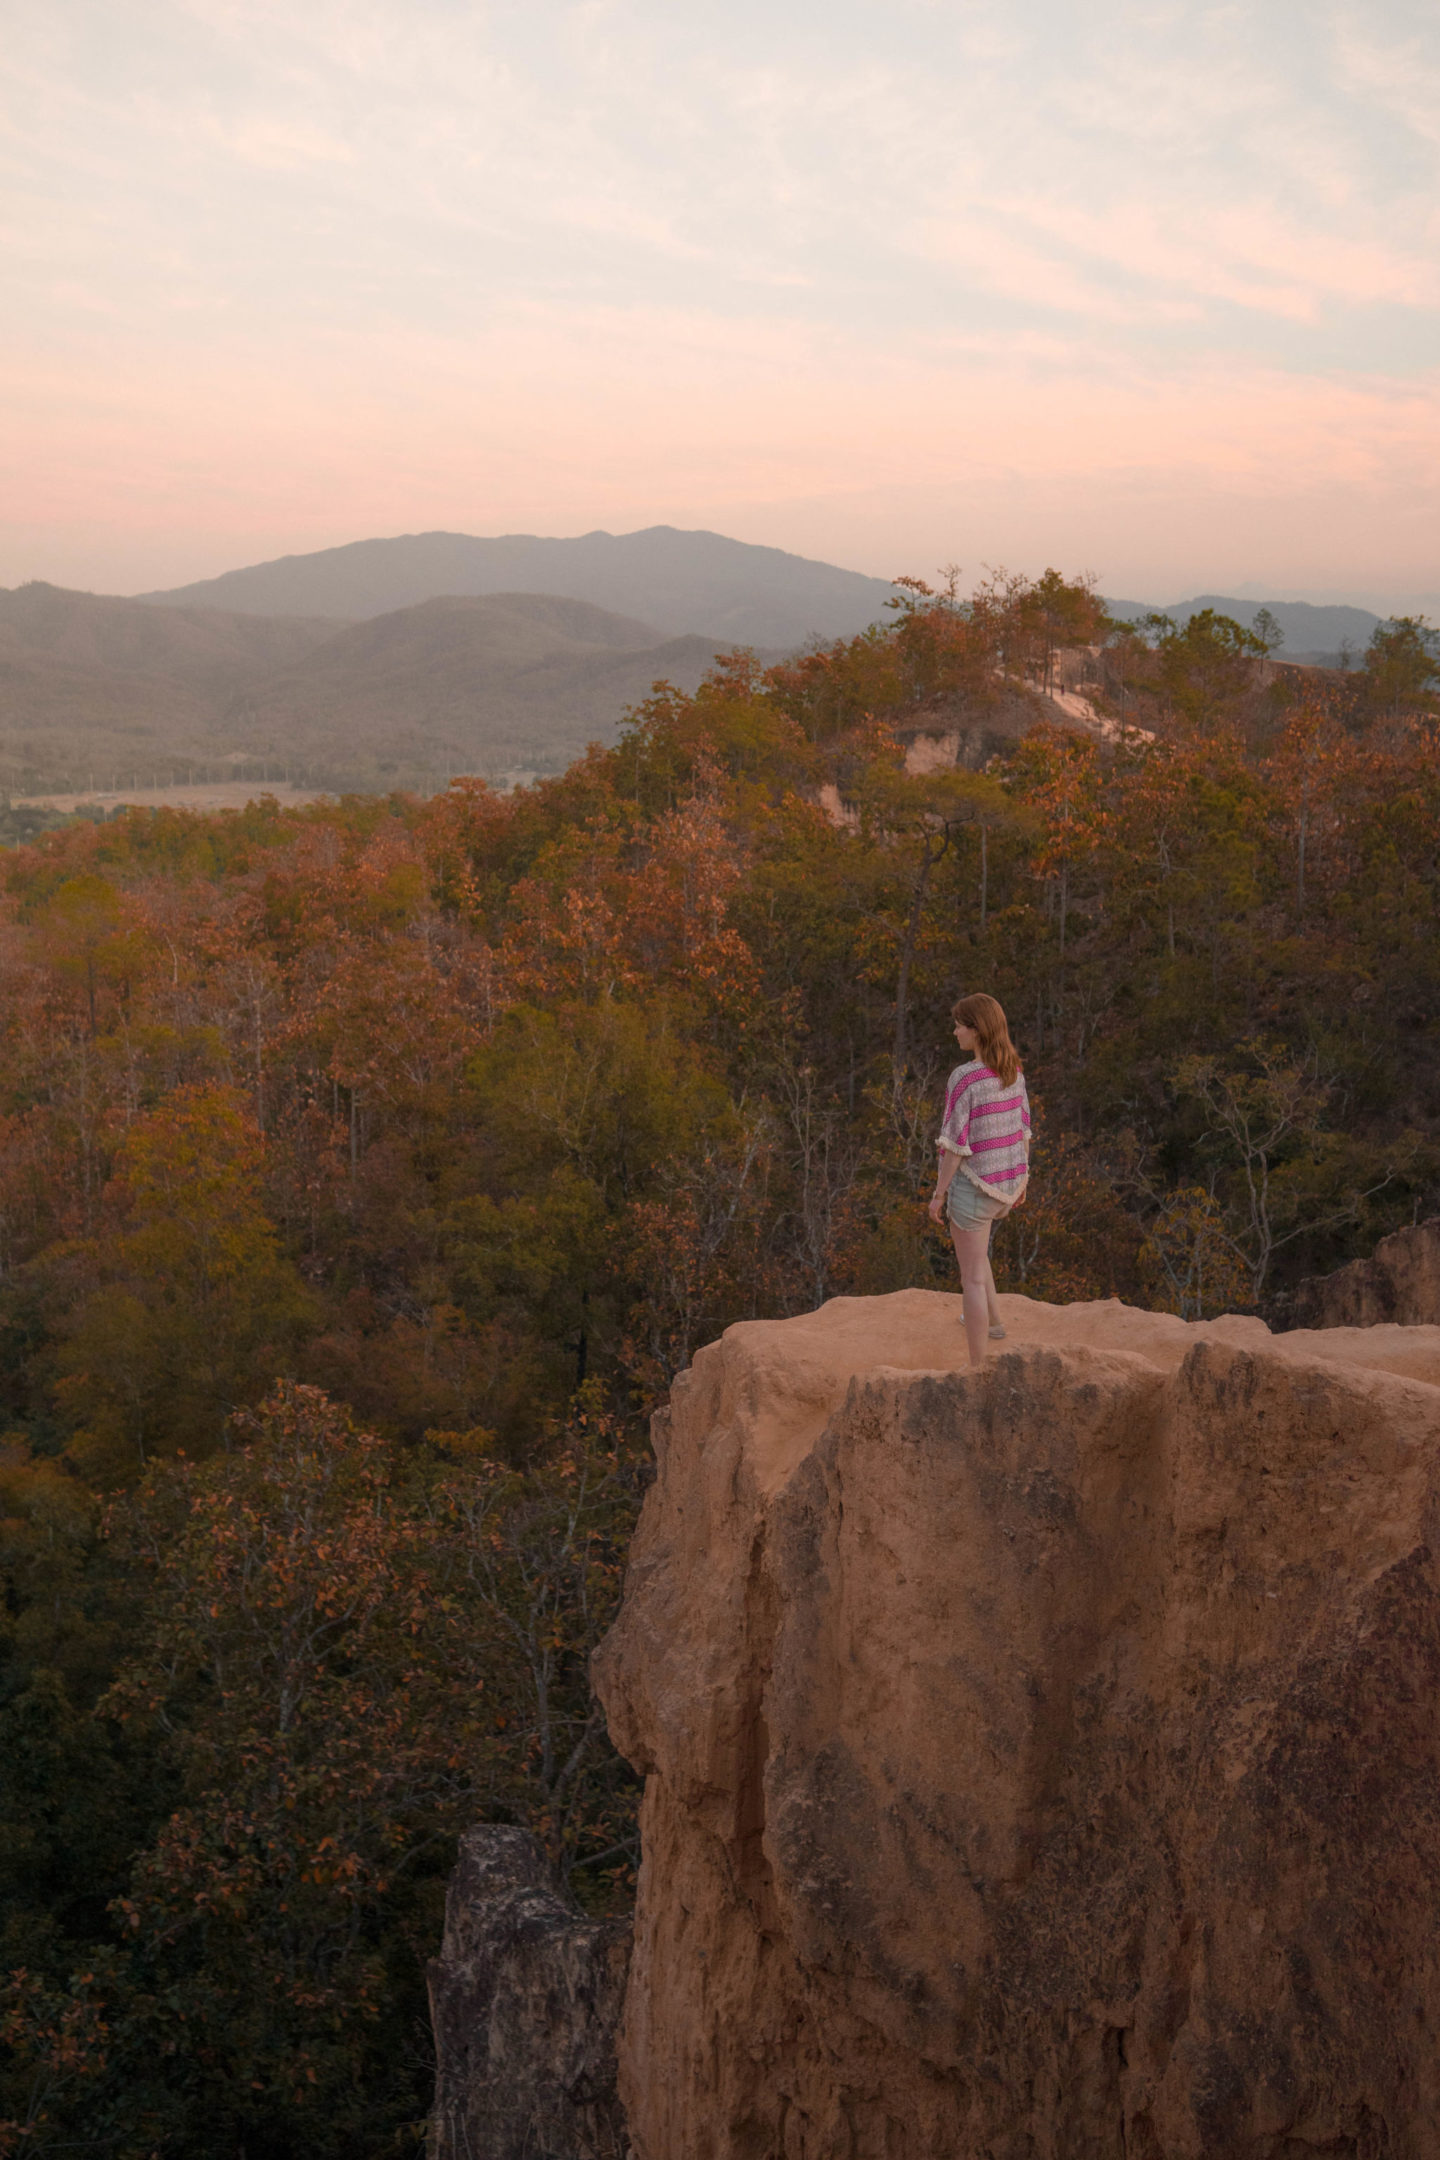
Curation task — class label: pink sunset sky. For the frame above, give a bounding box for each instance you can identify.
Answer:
[2,0,1438,610]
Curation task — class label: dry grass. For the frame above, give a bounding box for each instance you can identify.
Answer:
[16,780,336,815]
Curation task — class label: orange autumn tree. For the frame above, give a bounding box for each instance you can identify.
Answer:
[0,568,1437,2160]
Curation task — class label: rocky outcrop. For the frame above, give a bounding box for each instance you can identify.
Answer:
[1276,1217,1440,1331]
[427,1826,630,2160]
[894,686,1056,773]
[593,1289,1440,2160]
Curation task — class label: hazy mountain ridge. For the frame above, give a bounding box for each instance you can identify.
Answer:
[0,581,337,692]
[1106,593,1384,660]
[132,524,1390,666]
[135,525,902,648]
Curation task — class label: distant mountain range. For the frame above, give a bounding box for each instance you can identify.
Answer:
[137,526,902,651]
[135,528,1389,667]
[1106,595,1383,663]
[1,529,1403,804]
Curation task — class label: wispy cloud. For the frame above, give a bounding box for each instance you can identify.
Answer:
[0,0,1437,599]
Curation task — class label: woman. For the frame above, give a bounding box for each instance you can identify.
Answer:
[927,992,1031,1370]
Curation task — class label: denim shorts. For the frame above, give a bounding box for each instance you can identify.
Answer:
[947,1172,1012,1232]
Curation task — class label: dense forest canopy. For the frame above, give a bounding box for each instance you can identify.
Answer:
[3,574,1438,2155]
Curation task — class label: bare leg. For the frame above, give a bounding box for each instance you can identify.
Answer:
[951,1223,1005,1335]
[981,1219,1006,1331]
[950,1223,993,1369]
[981,1248,1004,1330]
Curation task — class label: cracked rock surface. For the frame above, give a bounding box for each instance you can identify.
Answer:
[593,1288,1440,2160]
[427,1825,630,2160]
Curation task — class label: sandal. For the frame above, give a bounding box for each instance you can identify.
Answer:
[988,1324,1007,1340]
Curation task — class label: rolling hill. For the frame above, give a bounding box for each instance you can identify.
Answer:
[0,584,743,795]
[0,579,337,686]
[136,525,902,648]
[235,593,737,776]
[0,583,341,787]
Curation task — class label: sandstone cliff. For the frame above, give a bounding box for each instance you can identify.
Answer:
[593,1289,1440,2159]
[1276,1217,1440,1332]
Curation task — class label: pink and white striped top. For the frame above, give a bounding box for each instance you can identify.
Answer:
[937,1059,1031,1204]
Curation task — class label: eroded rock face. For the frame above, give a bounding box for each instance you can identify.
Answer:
[593,1290,1440,2160]
[427,1826,631,2160]
[1277,1217,1440,1331]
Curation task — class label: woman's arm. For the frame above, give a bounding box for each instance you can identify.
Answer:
[928,1147,961,1222]
[931,1068,974,1219]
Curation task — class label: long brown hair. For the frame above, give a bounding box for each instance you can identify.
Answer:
[952,992,1021,1087]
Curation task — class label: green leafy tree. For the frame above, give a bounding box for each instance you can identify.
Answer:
[1173,1041,1398,1298]
[1363,615,1439,717]
[1014,566,1108,694]
[1146,608,1265,727]
[32,876,148,1039]
[47,1085,313,1478]
[0,1384,640,2158]
[1251,606,1284,656]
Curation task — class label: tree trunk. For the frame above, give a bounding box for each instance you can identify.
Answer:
[893,841,941,1082]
